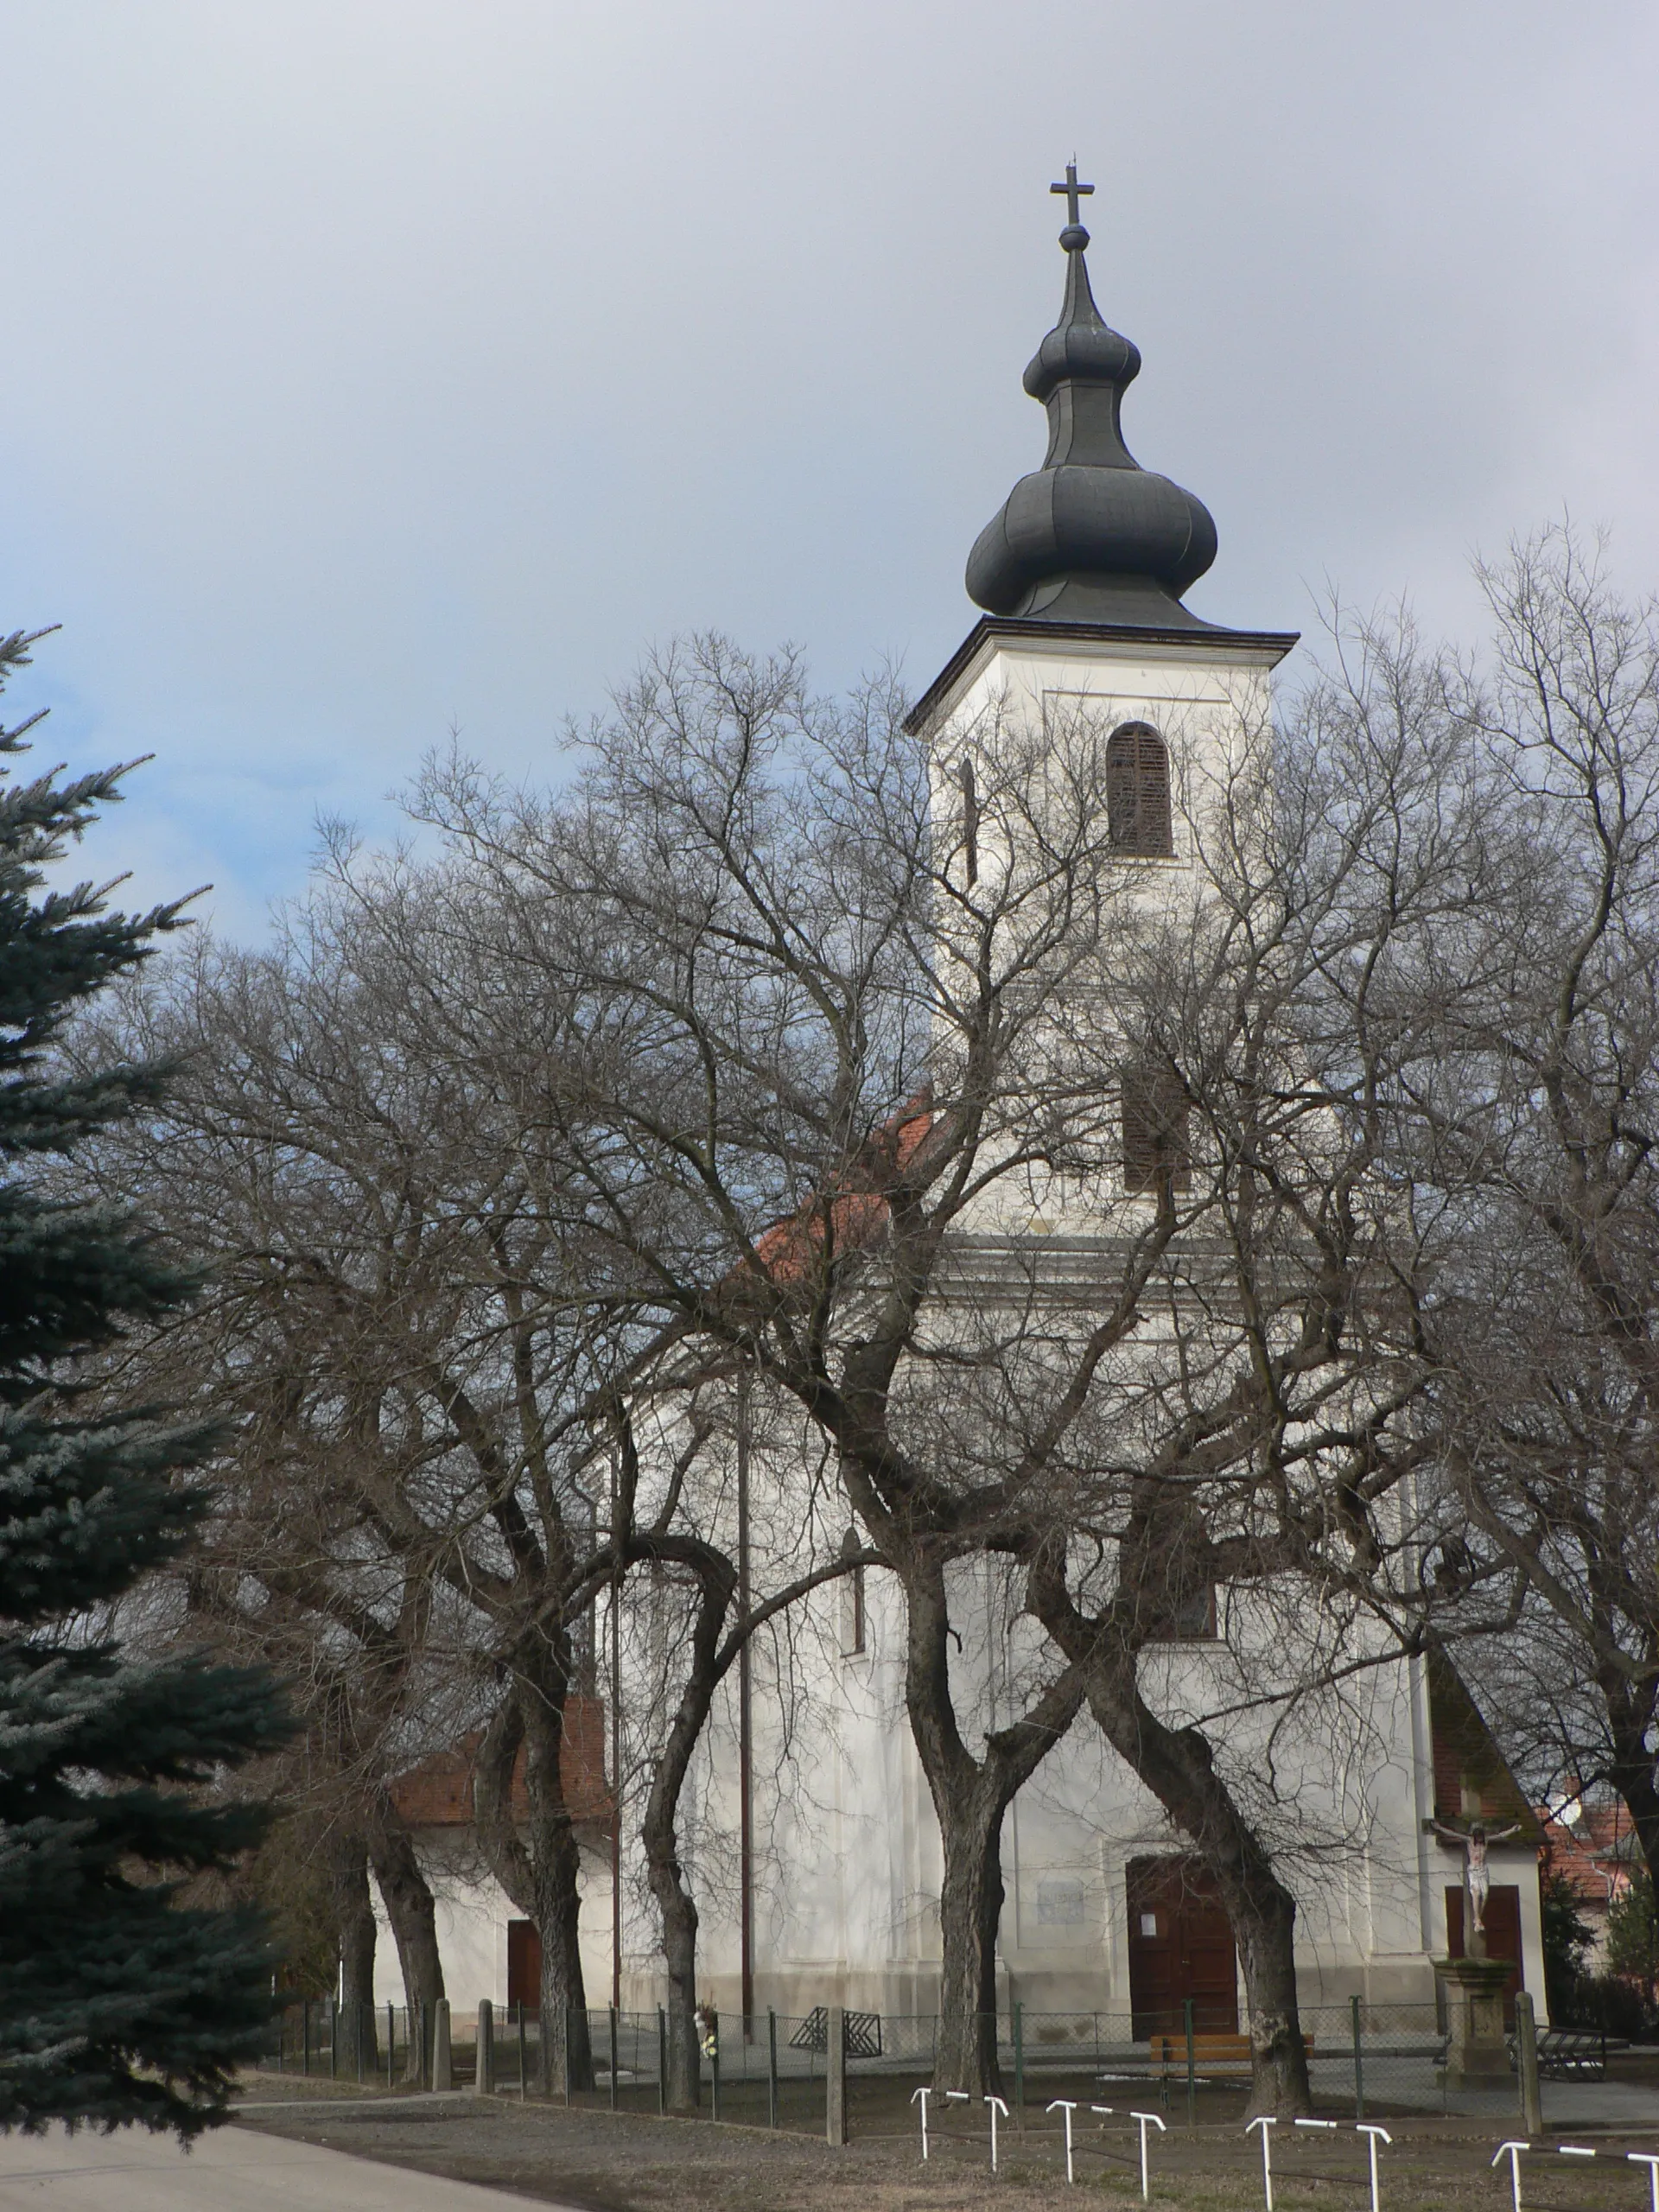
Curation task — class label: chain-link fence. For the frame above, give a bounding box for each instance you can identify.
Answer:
[262,1993,1554,2133]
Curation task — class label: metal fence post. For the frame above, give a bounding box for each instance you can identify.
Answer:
[767,2008,779,2129]
[518,2002,528,2100]
[1013,2000,1024,2127]
[826,2004,846,2146]
[1515,1989,1543,2136]
[357,2001,365,2088]
[1351,1993,1364,2121]
[386,2001,394,2090]
[1184,1998,1196,2131]
[657,2006,667,2114]
[608,2006,618,2110]
[302,1997,311,2076]
[711,2013,721,2125]
[329,1997,338,2079]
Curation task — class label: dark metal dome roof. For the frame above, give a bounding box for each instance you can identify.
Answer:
[965,219,1218,630]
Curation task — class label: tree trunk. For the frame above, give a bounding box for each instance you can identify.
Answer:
[637,1583,729,2113]
[520,1664,595,2094]
[931,1772,1011,2092]
[1600,1669,1659,1905]
[327,1825,378,2070]
[531,1796,594,2095]
[473,1687,595,2094]
[1061,1623,1313,2117]
[643,1796,703,2112]
[367,1808,445,2083]
[900,1552,1084,2095]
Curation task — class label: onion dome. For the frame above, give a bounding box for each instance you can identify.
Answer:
[965,174,1218,629]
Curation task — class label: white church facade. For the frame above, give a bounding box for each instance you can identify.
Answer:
[378,179,1548,2037]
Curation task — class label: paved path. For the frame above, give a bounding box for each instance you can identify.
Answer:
[1447,2076,1659,2128]
[0,2120,575,2210]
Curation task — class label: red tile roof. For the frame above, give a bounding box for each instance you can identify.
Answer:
[388,1697,612,1830]
[1537,1800,1641,1913]
[1425,1649,1541,1839]
[734,1094,938,1294]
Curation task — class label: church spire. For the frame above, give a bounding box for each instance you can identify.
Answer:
[964,168,1219,630]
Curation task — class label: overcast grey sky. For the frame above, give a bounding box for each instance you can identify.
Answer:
[3,1,1655,938]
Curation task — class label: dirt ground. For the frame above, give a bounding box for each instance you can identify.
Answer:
[231,2078,1659,2212]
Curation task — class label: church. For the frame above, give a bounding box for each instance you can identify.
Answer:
[379,174,1548,2043]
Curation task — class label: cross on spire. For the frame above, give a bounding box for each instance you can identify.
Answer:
[1050,160,1095,231]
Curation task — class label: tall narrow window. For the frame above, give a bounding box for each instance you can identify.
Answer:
[957,757,979,886]
[1106,722,1173,855]
[841,1525,867,1656]
[1122,1057,1192,1198]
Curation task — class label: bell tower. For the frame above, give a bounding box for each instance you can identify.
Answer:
[906,167,1297,810]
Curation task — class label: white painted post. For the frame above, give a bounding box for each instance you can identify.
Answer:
[1046,2099,1077,2184]
[1357,2122,1392,2212]
[910,2086,932,2161]
[1248,2115,1278,2212]
[985,2094,1009,2173]
[1131,2112,1166,2202]
[1491,2140,1529,2212]
[1629,2152,1659,2212]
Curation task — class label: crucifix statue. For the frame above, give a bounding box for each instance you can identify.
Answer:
[1051,160,1095,246]
[1432,1817,1521,1955]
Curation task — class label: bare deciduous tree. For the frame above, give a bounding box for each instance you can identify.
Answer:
[412,632,1459,2112]
[1381,529,1659,1894]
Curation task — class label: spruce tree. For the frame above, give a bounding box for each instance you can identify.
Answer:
[0,628,289,2136]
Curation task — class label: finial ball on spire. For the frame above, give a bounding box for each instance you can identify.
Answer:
[1050,160,1094,251]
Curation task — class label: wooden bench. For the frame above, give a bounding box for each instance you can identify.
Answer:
[1149,2032,1314,2082]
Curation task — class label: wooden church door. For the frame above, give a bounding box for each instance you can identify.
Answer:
[1126,1856,1240,2037]
[506,1919,542,2012]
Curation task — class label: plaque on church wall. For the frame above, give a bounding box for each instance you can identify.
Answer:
[1036,1876,1087,1925]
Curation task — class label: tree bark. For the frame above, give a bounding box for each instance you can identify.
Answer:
[1600,1665,1659,1904]
[473,1685,595,2095]
[636,1554,735,2112]
[523,1675,595,2096]
[327,1824,378,2070]
[366,1805,445,2082]
[642,1784,703,2113]
[1033,1565,1313,2118]
[931,1771,1014,2091]
[900,1551,1084,2095]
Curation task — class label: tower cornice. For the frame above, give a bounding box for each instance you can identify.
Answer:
[904,615,1301,738]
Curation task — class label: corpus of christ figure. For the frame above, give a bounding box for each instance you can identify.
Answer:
[1432,1817,1521,1946]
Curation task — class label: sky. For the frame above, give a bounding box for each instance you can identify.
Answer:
[2,0,1656,941]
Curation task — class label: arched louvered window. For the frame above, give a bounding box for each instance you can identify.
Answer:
[1105,722,1173,856]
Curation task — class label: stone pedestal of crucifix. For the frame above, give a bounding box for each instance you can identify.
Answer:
[1435,1954,1515,2086]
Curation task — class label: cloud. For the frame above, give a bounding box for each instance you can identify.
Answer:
[2,0,1655,935]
